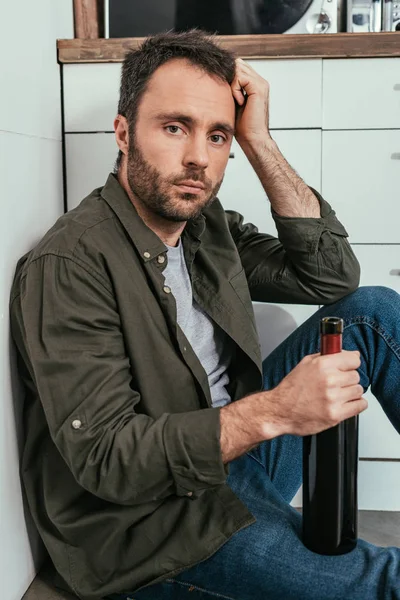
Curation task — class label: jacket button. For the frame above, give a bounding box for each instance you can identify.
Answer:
[157,255,165,264]
[187,492,193,497]
[143,251,151,259]
[163,286,171,294]
[71,419,82,430]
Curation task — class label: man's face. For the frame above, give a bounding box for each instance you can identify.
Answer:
[126,59,236,222]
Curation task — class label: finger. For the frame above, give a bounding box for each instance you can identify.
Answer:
[236,59,270,93]
[231,78,245,105]
[339,384,364,403]
[335,369,361,388]
[236,58,256,75]
[233,64,262,98]
[340,397,368,421]
[323,350,361,371]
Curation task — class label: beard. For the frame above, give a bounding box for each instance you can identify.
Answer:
[126,138,224,223]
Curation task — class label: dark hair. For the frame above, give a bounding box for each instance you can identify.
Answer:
[114,29,237,172]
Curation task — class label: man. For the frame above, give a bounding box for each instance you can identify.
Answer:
[10,30,399,600]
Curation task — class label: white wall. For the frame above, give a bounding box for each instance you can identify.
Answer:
[1,2,73,599]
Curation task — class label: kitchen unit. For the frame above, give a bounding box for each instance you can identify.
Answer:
[59,34,400,509]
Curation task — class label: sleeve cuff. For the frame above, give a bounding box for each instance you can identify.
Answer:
[163,408,228,499]
[271,187,348,252]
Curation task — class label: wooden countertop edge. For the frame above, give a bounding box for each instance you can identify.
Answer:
[58,32,400,63]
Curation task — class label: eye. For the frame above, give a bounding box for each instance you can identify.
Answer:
[165,125,183,135]
[210,134,226,145]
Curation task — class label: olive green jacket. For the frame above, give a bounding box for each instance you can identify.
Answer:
[10,174,360,599]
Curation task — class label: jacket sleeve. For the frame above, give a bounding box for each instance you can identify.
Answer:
[225,188,360,305]
[10,254,227,505]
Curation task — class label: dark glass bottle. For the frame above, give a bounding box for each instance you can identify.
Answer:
[302,317,359,555]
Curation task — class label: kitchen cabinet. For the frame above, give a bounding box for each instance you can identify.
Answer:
[64,64,120,132]
[248,59,322,129]
[353,245,400,460]
[355,244,400,295]
[65,133,117,210]
[322,129,400,243]
[62,56,400,509]
[322,58,400,130]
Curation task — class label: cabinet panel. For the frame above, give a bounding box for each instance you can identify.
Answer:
[63,60,322,133]
[65,133,117,211]
[359,392,400,459]
[357,461,400,511]
[323,58,400,130]
[64,64,121,132]
[219,130,322,237]
[322,130,400,243]
[354,245,400,296]
[352,245,400,459]
[248,59,322,129]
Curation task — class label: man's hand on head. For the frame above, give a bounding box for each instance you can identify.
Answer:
[231,58,271,146]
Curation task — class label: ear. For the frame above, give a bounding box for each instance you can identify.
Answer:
[114,115,129,156]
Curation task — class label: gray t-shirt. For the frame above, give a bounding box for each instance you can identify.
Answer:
[163,239,232,408]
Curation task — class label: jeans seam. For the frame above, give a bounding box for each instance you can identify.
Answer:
[246,450,265,471]
[344,316,400,362]
[165,578,236,600]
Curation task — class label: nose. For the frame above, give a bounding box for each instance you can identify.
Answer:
[182,133,208,170]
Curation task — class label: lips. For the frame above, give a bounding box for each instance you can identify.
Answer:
[176,180,205,190]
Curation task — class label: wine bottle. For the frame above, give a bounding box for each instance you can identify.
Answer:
[302,317,359,555]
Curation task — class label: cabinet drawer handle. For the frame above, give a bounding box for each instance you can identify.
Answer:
[389,269,400,276]
[394,84,400,91]
[391,153,400,160]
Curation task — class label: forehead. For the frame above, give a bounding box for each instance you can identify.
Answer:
[139,59,235,125]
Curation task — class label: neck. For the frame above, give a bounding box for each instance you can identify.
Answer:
[117,168,185,247]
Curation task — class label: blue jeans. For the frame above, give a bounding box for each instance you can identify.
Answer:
[108,287,400,600]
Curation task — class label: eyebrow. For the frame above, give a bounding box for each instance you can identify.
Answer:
[155,112,235,137]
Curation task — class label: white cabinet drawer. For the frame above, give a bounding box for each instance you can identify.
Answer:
[322,130,400,243]
[354,244,400,295]
[247,59,322,129]
[357,461,400,511]
[219,130,322,237]
[64,64,120,132]
[63,60,322,132]
[65,133,117,210]
[352,244,400,459]
[359,392,400,459]
[323,58,400,130]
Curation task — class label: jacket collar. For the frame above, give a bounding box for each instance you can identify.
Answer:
[101,173,206,262]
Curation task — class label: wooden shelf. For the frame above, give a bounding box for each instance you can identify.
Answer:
[58,32,400,63]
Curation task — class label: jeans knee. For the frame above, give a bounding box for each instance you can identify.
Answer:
[343,286,399,317]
